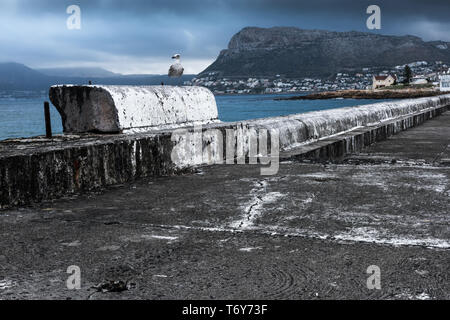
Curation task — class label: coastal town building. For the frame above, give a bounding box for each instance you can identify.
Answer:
[372,74,397,89]
[411,77,429,85]
[186,61,446,95]
[440,74,450,92]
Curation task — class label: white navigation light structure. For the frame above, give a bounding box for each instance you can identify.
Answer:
[169,54,184,78]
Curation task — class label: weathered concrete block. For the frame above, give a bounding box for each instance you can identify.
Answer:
[49,85,219,134]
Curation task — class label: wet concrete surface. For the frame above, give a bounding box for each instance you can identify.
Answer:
[0,113,449,300]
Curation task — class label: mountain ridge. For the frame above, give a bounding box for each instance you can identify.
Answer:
[37,67,121,78]
[0,63,195,90]
[200,27,450,78]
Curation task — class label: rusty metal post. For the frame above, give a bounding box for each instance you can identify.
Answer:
[44,101,52,139]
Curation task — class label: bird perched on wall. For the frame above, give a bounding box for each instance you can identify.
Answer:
[168,54,184,85]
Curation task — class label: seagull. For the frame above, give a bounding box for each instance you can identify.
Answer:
[168,54,184,85]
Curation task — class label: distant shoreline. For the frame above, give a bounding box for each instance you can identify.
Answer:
[275,89,446,101]
[213,91,309,97]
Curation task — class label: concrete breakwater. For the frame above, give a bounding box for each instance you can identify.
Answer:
[49,85,219,133]
[1,93,449,208]
[276,89,445,100]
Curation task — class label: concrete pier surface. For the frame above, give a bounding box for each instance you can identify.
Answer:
[0,112,449,300]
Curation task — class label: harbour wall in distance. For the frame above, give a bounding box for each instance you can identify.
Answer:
[1,94,449,209]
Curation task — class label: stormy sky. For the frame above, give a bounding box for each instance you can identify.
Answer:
[0,0,449,74]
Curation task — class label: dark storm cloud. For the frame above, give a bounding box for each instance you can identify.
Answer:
[0,0,448,73]
[15,0,450,20]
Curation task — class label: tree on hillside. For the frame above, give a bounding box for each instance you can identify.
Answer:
[403,65,413,85]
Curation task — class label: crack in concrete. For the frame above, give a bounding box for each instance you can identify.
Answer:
[229,180,285,230]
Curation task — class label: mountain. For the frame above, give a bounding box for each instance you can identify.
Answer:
[37,67,121,78]
[0,63,52,90]
[0,63,195,90]
[200,27,450,78]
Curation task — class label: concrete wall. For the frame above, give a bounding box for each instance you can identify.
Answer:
[49,85,219,133]
[170,94,450,167]
[1,94,449,208]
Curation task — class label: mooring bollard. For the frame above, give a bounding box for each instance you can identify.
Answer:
[44,101,52,139]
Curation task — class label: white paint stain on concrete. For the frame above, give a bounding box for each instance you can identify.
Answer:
[333,227,450,249]
[119,233,179,243]
[298,173,339,180]
[0,279,15,290]
[415,293,432,300]
[395,291,432,300]
[96,245,121,251]
[146,235,179,241]
[61,240,82,247]
[239,247,263,252]
[153,222,448,250]
[351,169,449,193]
[303,195,316,204]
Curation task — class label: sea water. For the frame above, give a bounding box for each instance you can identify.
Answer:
[0,91,391,141]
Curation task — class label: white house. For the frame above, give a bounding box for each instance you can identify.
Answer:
[440,74,450,92]
[411,77,428,85]
[372,75,397,89]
